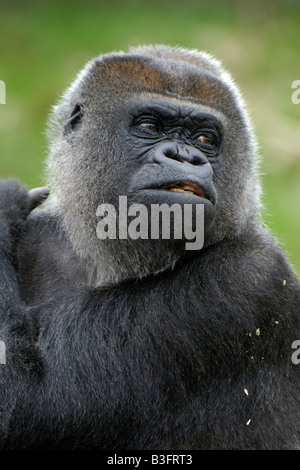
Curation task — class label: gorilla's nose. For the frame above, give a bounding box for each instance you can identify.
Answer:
[154,142,208,166]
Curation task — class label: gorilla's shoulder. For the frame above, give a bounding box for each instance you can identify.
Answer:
[17,210,84,305]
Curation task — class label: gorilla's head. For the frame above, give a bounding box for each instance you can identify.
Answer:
[46,45,260,285]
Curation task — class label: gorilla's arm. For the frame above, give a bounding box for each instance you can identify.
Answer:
[0,180,49,442]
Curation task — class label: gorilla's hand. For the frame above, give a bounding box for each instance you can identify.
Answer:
[0,179,49,235]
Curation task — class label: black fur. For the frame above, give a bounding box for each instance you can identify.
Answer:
[0,46,300,450]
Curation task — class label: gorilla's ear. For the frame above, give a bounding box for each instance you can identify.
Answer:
[63,104,83,135]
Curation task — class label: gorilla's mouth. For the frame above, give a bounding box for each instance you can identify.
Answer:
[163,182,206,198]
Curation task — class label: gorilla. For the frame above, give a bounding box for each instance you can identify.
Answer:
[0,45,300,450]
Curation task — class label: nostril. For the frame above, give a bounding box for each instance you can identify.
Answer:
[190,155,204,165]
[185,146,207,165]
[164,147,177,159]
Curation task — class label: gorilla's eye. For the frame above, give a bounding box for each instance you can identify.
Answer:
[195,134,214,145]
[139,121,159,133]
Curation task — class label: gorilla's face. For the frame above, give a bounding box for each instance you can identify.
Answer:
[90,95,220,247]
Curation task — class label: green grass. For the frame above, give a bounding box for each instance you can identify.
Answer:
[0,0,299,273]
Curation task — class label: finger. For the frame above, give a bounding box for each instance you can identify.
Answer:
[27,187,50,212]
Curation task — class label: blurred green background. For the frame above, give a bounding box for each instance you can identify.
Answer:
[0,0,299,273]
